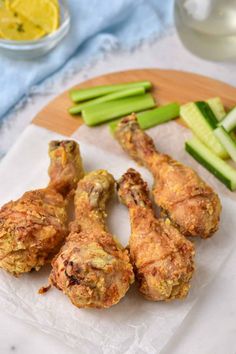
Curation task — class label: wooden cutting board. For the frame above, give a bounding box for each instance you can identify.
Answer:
[33,69,236,136]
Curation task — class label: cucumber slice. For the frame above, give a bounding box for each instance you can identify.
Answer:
[207,97,226,122]
[230,131,236,142]
[220,106,236,132]
[186,137,236,191]
[180,102,228,159]
[195,101,218,128]
[214,126,236,163]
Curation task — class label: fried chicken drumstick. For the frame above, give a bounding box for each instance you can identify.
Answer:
[0,140,84,276]
[117,168,195,301]
[49,170,134,309]
[115,114,221,239]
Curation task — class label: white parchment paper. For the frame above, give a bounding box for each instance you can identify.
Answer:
[0,124,235,354]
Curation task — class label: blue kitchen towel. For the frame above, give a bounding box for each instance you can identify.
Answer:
[0,0,174,122]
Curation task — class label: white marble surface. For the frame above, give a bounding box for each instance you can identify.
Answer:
[0,31,236,354]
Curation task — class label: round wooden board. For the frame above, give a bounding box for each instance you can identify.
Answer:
[33,69,236,136]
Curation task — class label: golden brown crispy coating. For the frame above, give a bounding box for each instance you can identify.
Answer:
[0,140,84,276]
[49,170,134,309]
[117,168,195,301]
[115,114,221,239]
[48,140,84,196]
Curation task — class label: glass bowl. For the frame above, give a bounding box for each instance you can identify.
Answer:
[0,0,70,60]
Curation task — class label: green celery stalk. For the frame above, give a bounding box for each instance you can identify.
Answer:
[109,102,180,134]
[109,119,121,134]
[70,81,152,103]
[82,94,156,126]
[69,87,145,115]
[137,102,180,129]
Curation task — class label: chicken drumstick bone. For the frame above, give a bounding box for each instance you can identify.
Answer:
[0,140,84,276]
[115,114,221,239]
[117,168,195,301]
[49,170,134,309]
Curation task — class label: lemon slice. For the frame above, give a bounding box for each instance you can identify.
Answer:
[11,0,59,34]
[0,6,45,40]
[50,0,59,8]
[6,0,59,10]
[4,0,12,10]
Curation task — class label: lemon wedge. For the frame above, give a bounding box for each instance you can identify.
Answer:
[50,0,59,8]
[0,6,45,40]
[4,0,12,10]
[6,0,59,10]
[11,0,59,34]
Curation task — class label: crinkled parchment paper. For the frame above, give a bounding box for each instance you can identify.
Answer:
[0,123,235,354]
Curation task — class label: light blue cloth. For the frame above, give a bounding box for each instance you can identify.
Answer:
[0,0,174,122]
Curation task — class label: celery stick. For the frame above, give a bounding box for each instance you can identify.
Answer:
[69,87,145,115]
[109,119,121,135]
[137,102,180,130]
[220,106,236,132]
[70,81,152,103]
[109,103,179,134]
[82,94,155,126]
